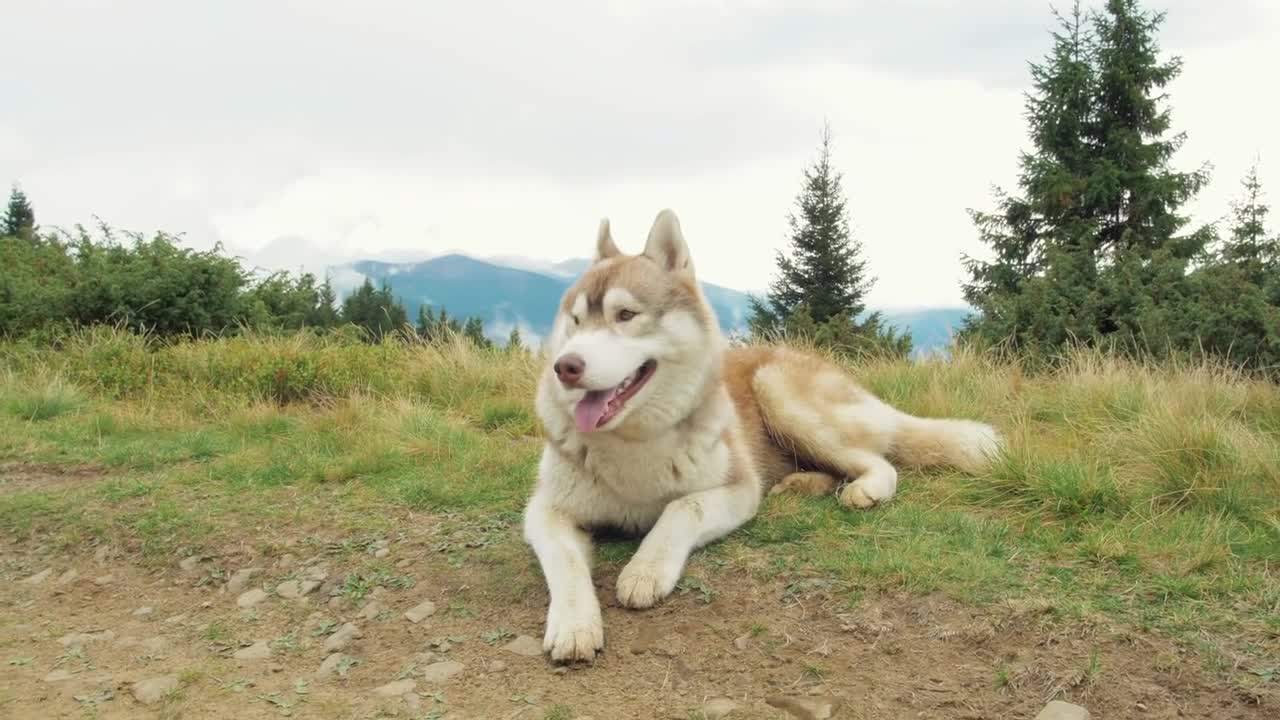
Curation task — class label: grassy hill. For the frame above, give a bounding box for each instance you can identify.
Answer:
[0,330,1275,716]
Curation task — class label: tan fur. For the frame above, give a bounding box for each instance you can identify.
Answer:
[523,210,1000,663]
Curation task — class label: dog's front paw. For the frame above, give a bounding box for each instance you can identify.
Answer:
[616,561,677,609]
[542,603,604,662]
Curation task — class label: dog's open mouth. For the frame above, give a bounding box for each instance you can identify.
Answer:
[574,360,657,432]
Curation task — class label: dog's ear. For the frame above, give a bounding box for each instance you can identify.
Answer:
[594,218,621,262]
[642,209,693,274]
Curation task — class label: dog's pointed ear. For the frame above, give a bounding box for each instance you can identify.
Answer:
[642,209,693,274]
[594,218,621,262]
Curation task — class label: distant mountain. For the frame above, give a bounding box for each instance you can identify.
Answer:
[331,255,970,355]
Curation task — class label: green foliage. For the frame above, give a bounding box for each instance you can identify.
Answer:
[749,124,911,357]
[2,186,35,238]
[341,278,410,342]
[960,0,1276,374]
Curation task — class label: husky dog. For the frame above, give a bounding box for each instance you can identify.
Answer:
[523,210,1000,662]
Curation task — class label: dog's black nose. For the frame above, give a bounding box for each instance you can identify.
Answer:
[554,354,586,387]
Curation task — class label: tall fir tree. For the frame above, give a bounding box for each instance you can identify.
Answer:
[1220,162,1276,284]
[308,277,342,329]
[3,186,36,238]
[748,123,875,336]
[962,0,1213,359]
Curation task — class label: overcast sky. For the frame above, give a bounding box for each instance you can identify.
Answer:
[3,0,1277,308]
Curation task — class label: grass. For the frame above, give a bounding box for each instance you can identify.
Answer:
[1,327,1278,678]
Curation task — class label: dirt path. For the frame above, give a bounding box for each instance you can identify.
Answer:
[2,519,1269,720]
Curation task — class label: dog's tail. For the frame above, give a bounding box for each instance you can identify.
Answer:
[887,413,1001,475]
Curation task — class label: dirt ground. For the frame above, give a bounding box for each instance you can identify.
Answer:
[0,467,1273,720]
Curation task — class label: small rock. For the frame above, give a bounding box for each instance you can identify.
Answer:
[59,630,115,646]
[225,568,261,595]
[94,546,112,565]
[396,558,412,569]
[132,675,179,705]
[316,653,350,679]
[237,588,269,608]
[132,606,154,618]
[327,596,347,611]
[56,569,79,585]
[705,698,737,720]
[21,568,53,585]
[276,580,320,599]
[178,555,202,572]
[503,635,544,658]
[324,622,362,652]
[93,574,115,586]
[421,661,465,684]
[269,663,284,674]
[733,633,751,651]
[1035,701,1092,720]
[304,565,329,581]
[404,692,422,711]
[233,639,271,661]
[140,636,167,653]
[163,613,188,625]
[359,601,385,621]
[44,669,76,683]
[765,695,843,720]
[374,548,390,559]
[276,553,296,569]
[404,600,437,624]
[373,679,416,697]
[487,659,508,673]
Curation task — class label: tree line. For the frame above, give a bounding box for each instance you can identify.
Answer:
[0,194,511,349]
[747,0,1278,373]
[4,0,1277,373]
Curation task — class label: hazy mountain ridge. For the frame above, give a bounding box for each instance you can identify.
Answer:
[333,255,971,354]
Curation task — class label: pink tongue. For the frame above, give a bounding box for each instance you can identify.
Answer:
[574,390,611,433]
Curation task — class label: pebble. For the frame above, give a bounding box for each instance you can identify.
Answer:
[324,622,362,652]
[359,601,385,621]
[132,606,154,618]
[21,568,53,585]
[178,555,203,572]
[233,639,271,661]
[225,568,261,595]
[93,574,115,586]
[396,558,413,569]
[1035,701,1092,720]
[94,546,112,565]
[59,630,115,646]
[237,588,269,608]
[765,695,843,720]
[404,600,437,624]
[316,653,350,679]
[276,553,297,569]
[421,661,465,684]
[56,568,80,585]
[373,679,417,697]
[44,669,76,683]
[705,698,737,720]
[140,636,167,653]
[487,659,508,673]
[503,635,544,658]
[304,566,329,582]
[276,580,320,599]
[404,692,422,711]
[375,548,391,559]
[733,633,751,651]
[132,675,179,705]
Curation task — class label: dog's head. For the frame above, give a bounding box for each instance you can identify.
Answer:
[537,209,723,438]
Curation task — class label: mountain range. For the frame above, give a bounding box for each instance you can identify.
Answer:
[331,255,971,356]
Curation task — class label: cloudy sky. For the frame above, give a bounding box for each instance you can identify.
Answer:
[3,0,1277,308]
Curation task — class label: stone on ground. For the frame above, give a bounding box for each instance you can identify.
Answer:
[324,622,362,652]
[766,695,843,720]
[503,635,544,657]
[1035,701,1091,720]
[236,588,269,608]
[373,679,417,697]
[421,661,465,684]
[404,599,437,624]
[132,676,179,705]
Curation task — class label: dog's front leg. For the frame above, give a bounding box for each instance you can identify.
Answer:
[616,477,761,609]
[522,488,604,662]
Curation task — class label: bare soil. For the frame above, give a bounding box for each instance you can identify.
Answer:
[0,469,1272,720]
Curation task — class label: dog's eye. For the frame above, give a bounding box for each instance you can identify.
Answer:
[571,315,580,326]
[617,309,637,322]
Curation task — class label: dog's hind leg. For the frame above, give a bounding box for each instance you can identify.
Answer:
[751,355,902,510]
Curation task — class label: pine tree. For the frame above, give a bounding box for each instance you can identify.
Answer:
[1220,162,1276,284]
[462,316,490,348]
[341,278,408,342]
[307,277,341,329]
[748,123,875,335]
[506,327,525,353]
[2,186,35,238]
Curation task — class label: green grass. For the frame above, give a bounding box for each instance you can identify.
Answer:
[0,328,1277,679]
